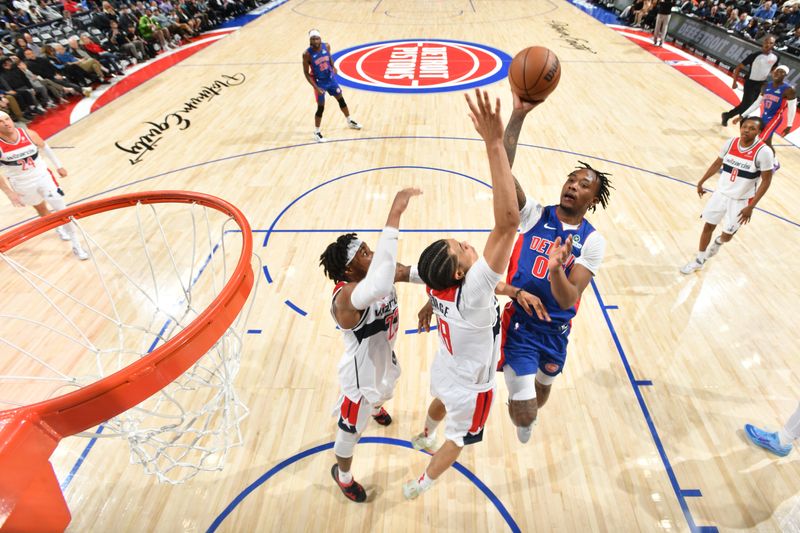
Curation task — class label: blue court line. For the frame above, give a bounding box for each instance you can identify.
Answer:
[604,304,619,310]
[59,425,104,491]
[206,437,520,533]
[261,165,491,249]
[683,489,704,497]
[590,280,717,532]
[262,265,272,283]
[246,329,262,334]
[2,136,798,234]
[635,380,654,387]
[284,300,307,316]
[404,325,438,334]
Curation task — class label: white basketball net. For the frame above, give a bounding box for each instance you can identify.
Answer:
[0,199,259,483]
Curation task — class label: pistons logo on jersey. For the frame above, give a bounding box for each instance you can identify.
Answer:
[527,236,575,280]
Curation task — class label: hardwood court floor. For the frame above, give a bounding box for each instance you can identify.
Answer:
[1,1,799,531]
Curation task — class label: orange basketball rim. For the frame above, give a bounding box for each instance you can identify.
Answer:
[0,191,255,532]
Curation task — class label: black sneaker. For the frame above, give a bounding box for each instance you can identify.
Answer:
[372,407,392,426]
[331,464,367,502]
[721,112,729,126]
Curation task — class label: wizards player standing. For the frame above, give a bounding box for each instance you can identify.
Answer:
[302,29,362,143]
[497,90,613,444]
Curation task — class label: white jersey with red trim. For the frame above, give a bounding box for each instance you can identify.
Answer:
[0,128,49,188]
[718,137,772,200]
[331,282,401,405]
[427,259,502,392]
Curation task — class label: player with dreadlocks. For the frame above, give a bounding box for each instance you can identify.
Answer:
[494,89,613,444]
[319,187,423,503]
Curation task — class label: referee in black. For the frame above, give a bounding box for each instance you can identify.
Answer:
[722,35,779,126]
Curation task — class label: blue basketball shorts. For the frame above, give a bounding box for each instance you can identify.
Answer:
[500,309,570,377]
[315,78,342,104]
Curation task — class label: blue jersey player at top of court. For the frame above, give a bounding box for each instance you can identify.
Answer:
[732,64,796,170]
[302,29,362,143]
[496,89,613,444]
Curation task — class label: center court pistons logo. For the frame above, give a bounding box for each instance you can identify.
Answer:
[332,39,511,94]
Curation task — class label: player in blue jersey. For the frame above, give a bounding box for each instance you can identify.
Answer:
[302,29,362,143]
[732,64,796,172]
[496,90,613,444]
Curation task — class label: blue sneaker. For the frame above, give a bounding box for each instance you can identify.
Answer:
[744,424,793,457]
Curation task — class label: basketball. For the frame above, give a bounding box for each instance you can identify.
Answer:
[508,46,561,102]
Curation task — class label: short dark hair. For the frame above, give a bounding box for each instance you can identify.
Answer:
[418,239,459,291]
[741,115,764,131]
[319,233,358,283]
[577,160,613,213]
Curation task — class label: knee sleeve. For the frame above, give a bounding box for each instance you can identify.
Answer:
[535,371,556,387]
[333,428,361,458]
[315,104,324,118]
[503,365,537,401]
[338,97,347,109]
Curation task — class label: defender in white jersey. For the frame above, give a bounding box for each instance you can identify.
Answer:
[681,116,773,274]
[319,187,422,503]
[403,89,520,500]
[0,111,88,260]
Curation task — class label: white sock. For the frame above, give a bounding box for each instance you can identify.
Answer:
[424,415,440,438]
[779,402,800,445]
[417,471,434,491]
[696,251,707,262]
[338,468,353,484]
[315,127,320,133]
[371,404,382,416]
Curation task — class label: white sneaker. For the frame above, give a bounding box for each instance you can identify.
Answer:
[705,239,722,259]
[516,424,533,444]
[314,131,326,143]
[55,226,71,241]
[680,258,704,275]
[410,432,436,452]
[347,118,362,130]
[402,480,422,500]
[72,245,89,261]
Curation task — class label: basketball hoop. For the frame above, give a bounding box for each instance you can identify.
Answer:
[0,191,258,532]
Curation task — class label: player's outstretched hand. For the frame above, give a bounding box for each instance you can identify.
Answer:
[466,88,503,143]
[547,235,574,271]
[511,89,542,115]
[386,187,422,228]
[390,187,422,215]
[417,300,434,332]
[732,116,741,125]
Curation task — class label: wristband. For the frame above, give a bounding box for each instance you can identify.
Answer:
[514,288,524,300]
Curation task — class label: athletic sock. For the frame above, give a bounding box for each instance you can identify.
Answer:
[418,471,434,491]
[338,468,353,485]
[424,415,440,437]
